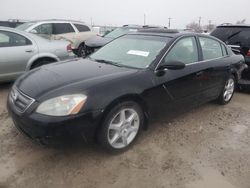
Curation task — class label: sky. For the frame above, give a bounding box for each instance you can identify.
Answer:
[0,0,248,29]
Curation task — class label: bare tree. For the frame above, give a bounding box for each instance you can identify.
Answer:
[236,19,246,24]
[186,21,202,33]
[204,21,216,33]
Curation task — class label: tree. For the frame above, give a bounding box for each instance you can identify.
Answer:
[186,22,202,33]
[204,23,216,33]
[236,19,246,24]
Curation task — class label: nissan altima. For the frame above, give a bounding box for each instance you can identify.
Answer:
[7,29,245,151]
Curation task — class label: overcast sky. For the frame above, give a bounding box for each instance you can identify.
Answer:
[1,0,248,28]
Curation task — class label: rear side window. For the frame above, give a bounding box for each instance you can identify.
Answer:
[34,23,53,35]
[53,23,75,34]
[74,24,90,32]
[0,31,32,47]
[199,37,223,60]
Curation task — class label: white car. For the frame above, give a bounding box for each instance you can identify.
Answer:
[17,19,97,57]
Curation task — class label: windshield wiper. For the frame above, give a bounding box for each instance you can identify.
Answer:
[92,59,123,67]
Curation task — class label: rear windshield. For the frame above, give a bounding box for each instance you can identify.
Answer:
[104,28,139,39]
[211,27,250,48]
[16,22,36,31]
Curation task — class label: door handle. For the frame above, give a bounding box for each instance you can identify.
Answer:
[196,71,204,77]
[25,49,34,53]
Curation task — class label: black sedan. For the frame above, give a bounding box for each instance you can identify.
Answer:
[7,29,245,151]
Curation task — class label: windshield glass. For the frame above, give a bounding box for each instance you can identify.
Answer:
[90,35,169,69]
[16,22,36,31]
[104,28,138,38]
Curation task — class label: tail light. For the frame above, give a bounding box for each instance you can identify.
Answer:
[247,50,250,57]
[67,44,72,53]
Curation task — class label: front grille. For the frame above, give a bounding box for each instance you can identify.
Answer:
[9,87,35,113]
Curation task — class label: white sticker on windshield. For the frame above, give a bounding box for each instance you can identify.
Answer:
[127,50,150,57]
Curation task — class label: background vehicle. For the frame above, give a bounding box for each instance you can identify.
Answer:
[8,29,245,152]
[0,19,26,28]
[84,25,166,57]
[16,19,96,57]
[0,27,73,82]
[211,24,250,88]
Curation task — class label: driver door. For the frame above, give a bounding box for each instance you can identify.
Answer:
[154,36,203,112]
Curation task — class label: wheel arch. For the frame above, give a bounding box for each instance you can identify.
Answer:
[26,54,59,70]
[229,68,239,83]
[98,94,149,131]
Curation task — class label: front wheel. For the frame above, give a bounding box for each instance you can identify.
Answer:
[217,75,236,105]
[98,101,144,152]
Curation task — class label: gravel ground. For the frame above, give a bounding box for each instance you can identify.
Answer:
[0,83,250,188]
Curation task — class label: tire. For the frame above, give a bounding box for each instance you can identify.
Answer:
[77,44,86,57]
[31,59,55,69]
[217,75,236,105]
[98,101,144,152]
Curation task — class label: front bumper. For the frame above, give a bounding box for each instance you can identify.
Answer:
[7,96,103,145]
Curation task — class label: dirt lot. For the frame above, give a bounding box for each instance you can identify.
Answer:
[0,83,250,188]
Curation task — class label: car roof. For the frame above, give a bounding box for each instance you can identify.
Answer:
[122,24,167,29]
[25,19,87,25]
[132,28,192,38]
[217,24,250,28]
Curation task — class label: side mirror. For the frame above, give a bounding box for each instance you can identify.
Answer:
[158,61,186,70]
[30,29,38,34]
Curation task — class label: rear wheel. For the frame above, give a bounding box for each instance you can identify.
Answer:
[217,75,236,105]
[77,44,86,57]
[31,58,55,69]
[98,101,144,152]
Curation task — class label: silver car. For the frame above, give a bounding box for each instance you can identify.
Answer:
[0,27,74,82]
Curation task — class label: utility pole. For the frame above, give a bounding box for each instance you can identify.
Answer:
[168,17,172,28]
[198,16,202,28]
[144,14,146,25]
[90,17,93,27]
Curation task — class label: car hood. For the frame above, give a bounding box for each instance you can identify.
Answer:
[15,58,138,100]
[85,36,113,48]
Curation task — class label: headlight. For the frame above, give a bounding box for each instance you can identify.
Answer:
[36,94,87,116]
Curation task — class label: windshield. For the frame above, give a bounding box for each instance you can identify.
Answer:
[104,28,139,38]
[16,22,36,31]
[90,35,169,69]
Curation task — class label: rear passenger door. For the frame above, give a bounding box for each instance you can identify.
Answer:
[198,37,229,101]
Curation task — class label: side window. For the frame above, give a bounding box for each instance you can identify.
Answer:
[74,24,90,32]
[53,23,75,34]
[164,37,198,65]
[0,31,31,47]
[199,37,223,60]
[34,24,53,35]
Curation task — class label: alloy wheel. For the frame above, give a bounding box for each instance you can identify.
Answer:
[223,78,235,102]
[107,108,140,149]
